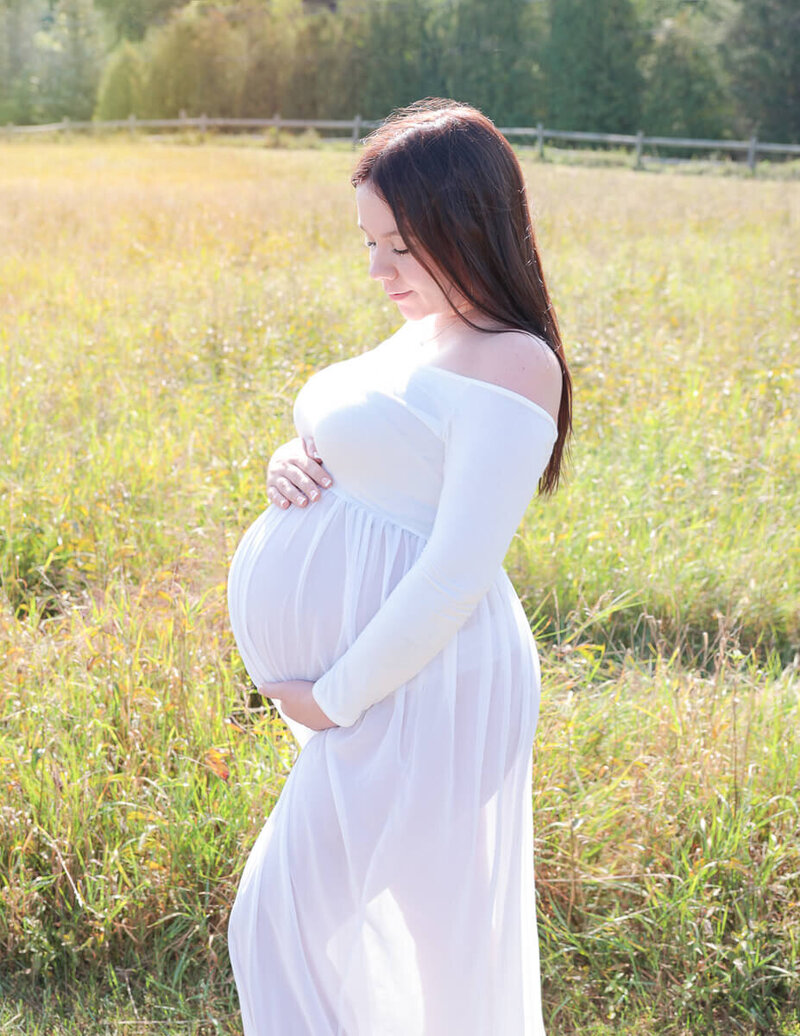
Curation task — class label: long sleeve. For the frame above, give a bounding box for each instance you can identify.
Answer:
[311,381,558,727]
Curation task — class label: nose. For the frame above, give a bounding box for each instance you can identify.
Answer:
[368,247,396,284]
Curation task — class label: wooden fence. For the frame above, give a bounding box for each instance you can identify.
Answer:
[5,113,800,172]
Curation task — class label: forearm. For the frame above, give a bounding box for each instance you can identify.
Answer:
[311,557,490,726]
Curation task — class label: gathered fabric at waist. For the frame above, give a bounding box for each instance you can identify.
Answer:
[325,481,516,607]
[325,481,432,540]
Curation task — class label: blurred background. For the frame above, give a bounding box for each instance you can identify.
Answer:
[0,0,798,143]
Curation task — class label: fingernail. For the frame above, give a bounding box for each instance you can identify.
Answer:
[310,490,319,501]
[322,478,332,487]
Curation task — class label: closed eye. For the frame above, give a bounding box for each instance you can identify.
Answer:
[363,240,409,256]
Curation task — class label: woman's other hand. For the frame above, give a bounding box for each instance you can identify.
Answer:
[267,436,333,510]
[260,680,338,731]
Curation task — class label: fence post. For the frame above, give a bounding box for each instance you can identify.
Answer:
[635,130,644,170]
[747,135,758,174]
[200,112,207,139]
[352,113,361,149]
[128,113,136,138]
[61,115,70,137]
[180,109,187,135]
[537,122,544,161]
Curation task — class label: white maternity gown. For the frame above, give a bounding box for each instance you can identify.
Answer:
[226,323,557,1036]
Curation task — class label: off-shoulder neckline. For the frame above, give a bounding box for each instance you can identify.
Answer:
[412,363,559,434]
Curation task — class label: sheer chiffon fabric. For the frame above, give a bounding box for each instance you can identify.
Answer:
[226,328,555,1034]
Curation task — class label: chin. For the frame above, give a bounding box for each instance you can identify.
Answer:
[396,300,432,321]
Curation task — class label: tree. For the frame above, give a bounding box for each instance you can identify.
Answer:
[139,5,247,118]
[39,0,107,120]
[545,0,645,132]
[283,6,347,118]
[94,0,184,42]
[641,14,733,138]
[725,0,800,143]
[439,0,544,125]
[95,40,146,118]
[361,0,443,120]
[0,0,48,123]
[0,0,106,122]
[234,3,293,118]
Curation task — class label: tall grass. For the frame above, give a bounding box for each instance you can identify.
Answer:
[0,141,798,1034]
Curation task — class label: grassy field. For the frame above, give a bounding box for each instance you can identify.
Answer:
[0,140,798,1034]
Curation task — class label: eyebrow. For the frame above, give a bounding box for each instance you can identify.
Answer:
[357,222,403,238]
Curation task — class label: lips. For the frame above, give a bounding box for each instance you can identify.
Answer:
[388,290,412,301]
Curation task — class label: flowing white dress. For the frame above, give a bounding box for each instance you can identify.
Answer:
[226,324,557,1036]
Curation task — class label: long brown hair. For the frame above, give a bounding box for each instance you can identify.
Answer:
[352,98,572,495]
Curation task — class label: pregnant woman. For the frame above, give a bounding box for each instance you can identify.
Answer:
[227,99,572,1035]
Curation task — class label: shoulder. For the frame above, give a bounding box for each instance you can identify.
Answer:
[470,330,562,424]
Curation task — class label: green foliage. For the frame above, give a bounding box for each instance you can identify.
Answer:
[725,0,800,143]
[0,0,47,123]
[94,39,146,118]
[532,658,800,1033]
[0,0,106,123]
[0,520,85,619]
[1,0,799,147]
[440,0,548,125]
[359,0,444,120]
[282,5,349,119]
[94,0,184,42]
[235,3,293,119]
[545,0,645,132]
[641,14,733,139]
[41,0,107,121]
[138,5,247,118]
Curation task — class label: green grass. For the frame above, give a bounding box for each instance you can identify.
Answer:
[0,141,798,1034]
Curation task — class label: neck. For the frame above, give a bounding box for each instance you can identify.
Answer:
[424,305,505,343]
[430,310,467,339]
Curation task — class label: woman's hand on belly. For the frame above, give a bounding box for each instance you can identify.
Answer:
[260,680,338,731]
[267,436,333,510]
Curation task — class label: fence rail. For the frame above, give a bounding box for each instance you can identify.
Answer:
[5,114,800,171]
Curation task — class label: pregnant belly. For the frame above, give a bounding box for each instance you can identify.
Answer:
[227,487,426,688]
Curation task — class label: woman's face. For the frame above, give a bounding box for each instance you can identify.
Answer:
[355,181,471,324]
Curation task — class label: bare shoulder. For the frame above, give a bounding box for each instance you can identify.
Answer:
[472,329,562,423]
